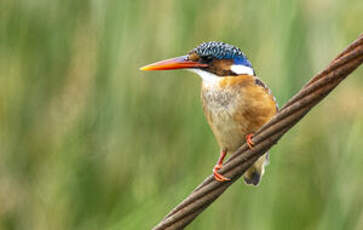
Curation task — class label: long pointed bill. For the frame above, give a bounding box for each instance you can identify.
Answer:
[140,55,208,71]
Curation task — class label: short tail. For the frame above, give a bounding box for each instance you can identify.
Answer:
[243,153,269,186]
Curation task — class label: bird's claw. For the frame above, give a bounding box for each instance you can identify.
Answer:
[246,133,255,149]
[213,164,231,182]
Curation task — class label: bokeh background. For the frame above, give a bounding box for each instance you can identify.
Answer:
[1,0,363,229]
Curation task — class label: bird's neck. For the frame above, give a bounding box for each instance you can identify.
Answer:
[188,69,221,87]
[188,68,254,89]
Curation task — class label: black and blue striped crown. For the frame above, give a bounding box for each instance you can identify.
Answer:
[192,41,252,67]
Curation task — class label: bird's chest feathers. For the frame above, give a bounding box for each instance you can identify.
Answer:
[201,76,253,150]
[201,76,251,120]
[202,84,236,114]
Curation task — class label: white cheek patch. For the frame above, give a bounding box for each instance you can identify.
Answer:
[230,64,254,75]
[187,69,221,86]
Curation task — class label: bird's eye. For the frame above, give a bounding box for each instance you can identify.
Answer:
[200,56,213,64]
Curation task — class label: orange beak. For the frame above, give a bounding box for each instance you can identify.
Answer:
[140,55,208,71]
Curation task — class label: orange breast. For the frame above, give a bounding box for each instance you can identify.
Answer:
[235,82,277,133]
[201,75,277,151]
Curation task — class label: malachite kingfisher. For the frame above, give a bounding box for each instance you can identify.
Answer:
[140,41,278,185]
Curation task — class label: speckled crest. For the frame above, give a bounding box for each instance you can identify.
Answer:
[191,41,251,67]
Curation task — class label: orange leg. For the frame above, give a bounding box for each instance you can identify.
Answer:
[246,133,255,149]
[213,148,231,182]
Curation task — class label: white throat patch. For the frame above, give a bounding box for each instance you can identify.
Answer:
[187,69,220,86]
[230,64,254,75]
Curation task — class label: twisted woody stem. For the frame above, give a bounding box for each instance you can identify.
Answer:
[153,34,363,230]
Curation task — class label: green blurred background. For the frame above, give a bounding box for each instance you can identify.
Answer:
[1,0,363,229]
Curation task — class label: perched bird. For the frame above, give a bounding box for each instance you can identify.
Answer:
[140,42,278,185]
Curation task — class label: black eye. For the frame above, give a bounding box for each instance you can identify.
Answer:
[200,56,213,64]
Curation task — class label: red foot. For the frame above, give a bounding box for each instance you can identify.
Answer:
[246,133,255,149]
[213,148,231,182]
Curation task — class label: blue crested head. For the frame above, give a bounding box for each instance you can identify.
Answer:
[188,41,255,76]
[192,41,252,68]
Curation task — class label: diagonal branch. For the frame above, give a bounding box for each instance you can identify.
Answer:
[153,33,363,230]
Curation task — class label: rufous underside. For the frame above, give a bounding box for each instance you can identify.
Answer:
[201,74,277,154]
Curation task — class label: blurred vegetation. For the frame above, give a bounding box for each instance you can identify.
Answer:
[1,0,363,229]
